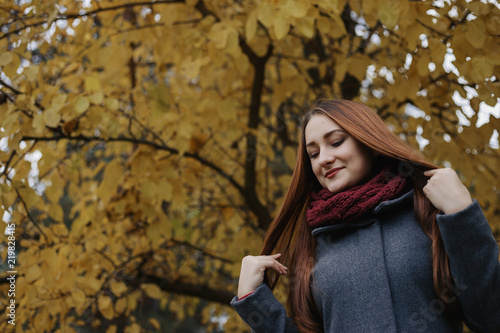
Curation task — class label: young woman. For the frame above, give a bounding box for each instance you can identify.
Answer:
[231,100,500,333]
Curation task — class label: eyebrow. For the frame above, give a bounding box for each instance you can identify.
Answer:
[306,129,345,147]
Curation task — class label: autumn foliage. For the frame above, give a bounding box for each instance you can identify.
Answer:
[0,0,499,331]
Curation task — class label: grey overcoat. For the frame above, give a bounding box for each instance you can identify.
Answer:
[231,190,500,332]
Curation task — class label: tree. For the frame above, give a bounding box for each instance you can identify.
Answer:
[0,0,499,331]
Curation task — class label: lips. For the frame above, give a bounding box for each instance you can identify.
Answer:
[325,167,344,178]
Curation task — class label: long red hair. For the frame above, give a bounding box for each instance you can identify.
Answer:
[261,100,456,332]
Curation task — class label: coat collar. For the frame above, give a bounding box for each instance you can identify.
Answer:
[311,189,414,236]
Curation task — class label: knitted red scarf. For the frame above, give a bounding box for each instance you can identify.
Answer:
[306,168,408,228]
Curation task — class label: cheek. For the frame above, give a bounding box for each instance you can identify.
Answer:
[355,150,373,175]
[312,161,322,177]
[344,143,372,173]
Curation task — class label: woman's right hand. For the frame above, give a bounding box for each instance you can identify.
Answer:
[237,253,288,299]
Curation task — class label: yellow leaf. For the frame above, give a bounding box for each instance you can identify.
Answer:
[160,214,173,239]
[378,0,400,30]
[32,113,45,134]
[125,323,141,333]
[115,298,127,314]
[48,203,64,221]
[178,122,193,139]
[405,24,423,51]
[274,14,290,40]
[51,94,67,111]
[149,318,161,330]
[471,56,494,82]
[43,106,61,127]
[284,0,310,18]
[74,96,90,115]
[41,247,58,270]
[317,16,331,35]
[51,223,68,237]
[33,308,50,332]
[85,74,101,92]
[106,325,117,333]
[71,213,89,237]
[98,160,123,202]
[2,51,19,77]
[141,180,157,202]
[348,54,370,81]
[208,23,229,49]
[158,180,173,201]
[105,97,119,111]
[246,10,258,41]
[83,277,102,294]
[181,57,202,78]
[148,84,171,118]
[284,146,297,169]
[98,295,114,320]
[111,280,128,297]
[141,283,162,299]
[24,65,39,82]
[257,2,275,28]
[127,292,139,312]
[465,19,486,49]
[85,234,107,252]
[226,29,240,55]
[147,220,163,245]
[89,92,103,105]
[45,175,64,203]
[417,53,430,77]
[25,265,42,283]
[72,289,86,304]
[17,186,41,207]
[0,52,13,66]
[296,16,315,38]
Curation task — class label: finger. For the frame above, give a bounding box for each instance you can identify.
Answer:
[257,253,281,260]
[269,256,288,271]
[264,259,287,270]
[275,261,288,273]
[261,259,287,274]
[422,186,429,198]
[271,261,287,275]
[423,169,439,177]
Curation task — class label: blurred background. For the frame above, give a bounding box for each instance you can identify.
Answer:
[0,0,499,331]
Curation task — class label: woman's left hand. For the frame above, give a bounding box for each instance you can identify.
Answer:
[423,168,473,215]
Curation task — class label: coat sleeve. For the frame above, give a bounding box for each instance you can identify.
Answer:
[437,200,500,333]
[230,283,299,333]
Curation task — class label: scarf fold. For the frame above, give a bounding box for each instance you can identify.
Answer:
[306,168,408,228]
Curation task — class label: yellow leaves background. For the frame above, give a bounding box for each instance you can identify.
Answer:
[0,0,499,332]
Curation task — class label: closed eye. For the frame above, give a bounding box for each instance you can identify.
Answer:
[332,139,344,147]
[309,152,318,159]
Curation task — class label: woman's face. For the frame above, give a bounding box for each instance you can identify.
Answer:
[304,113,373,194]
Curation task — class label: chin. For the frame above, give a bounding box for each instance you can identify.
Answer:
[325,184,346,194]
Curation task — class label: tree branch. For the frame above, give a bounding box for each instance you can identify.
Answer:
[416,19,452,39]
[13,187,49,242]
[0,0,185,41]
[22,133,244,195]
[239,38,274,229]
[193,0,274,229]
[0,150,16,178]
[143,274,234,305]
[167,239,233,264]
[20,134,274,229]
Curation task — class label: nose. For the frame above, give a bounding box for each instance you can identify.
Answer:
[318,151,335,167]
